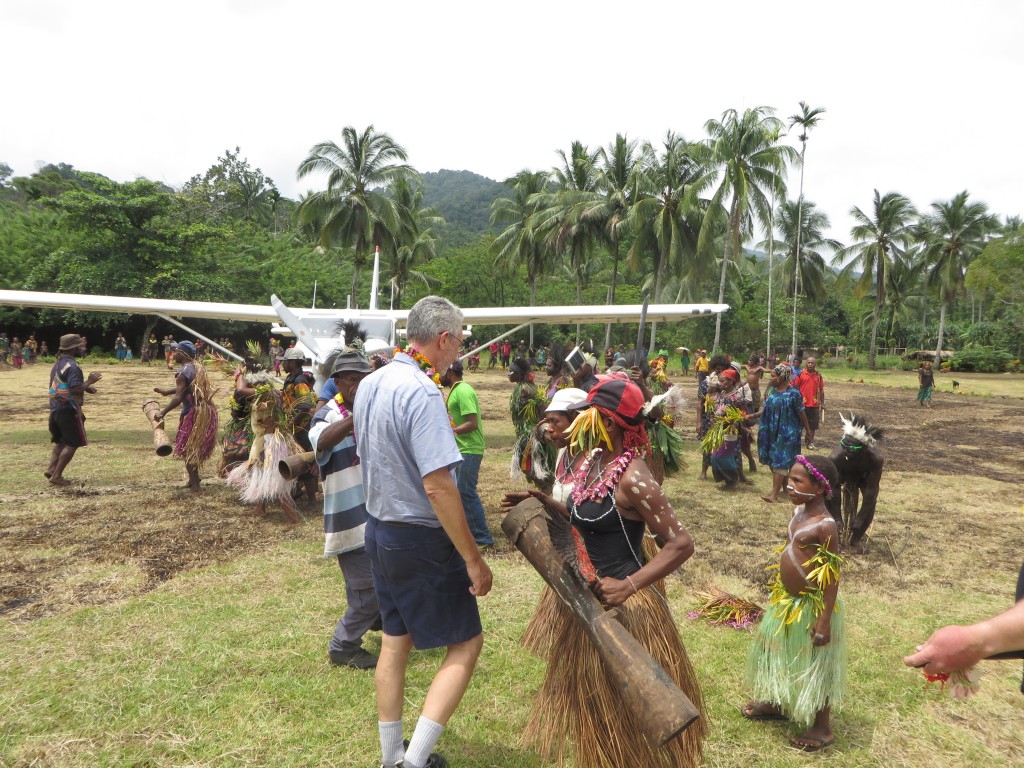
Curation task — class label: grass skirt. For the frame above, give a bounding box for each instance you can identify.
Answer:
[524,586,706,768]
[225,430,297,503]
[745,596,846,727]
[173,403,218,466]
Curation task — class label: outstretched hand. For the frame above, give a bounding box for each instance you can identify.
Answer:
[904,624,984,675]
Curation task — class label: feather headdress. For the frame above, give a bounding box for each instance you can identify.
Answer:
[839,412,884,446]
[319,321,369,379]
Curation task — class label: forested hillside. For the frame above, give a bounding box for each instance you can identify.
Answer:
[421,169,504,244]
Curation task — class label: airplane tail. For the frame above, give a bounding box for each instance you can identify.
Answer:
[369,246,380,311]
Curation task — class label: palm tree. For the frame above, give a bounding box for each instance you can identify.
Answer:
[627,132,711,349]
[919,191,998,364]
[387,176,443,308]
[761,199,842,305]
[881,247,928,349]
[490,170,553,346]
[834,190,917,368]
[533,142,602,341]
[787,102,826,356]
[698,107,795,353]
[296,125,417,306]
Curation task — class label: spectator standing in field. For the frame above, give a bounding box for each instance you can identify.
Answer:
[500,340,512,369]
[0,332,8,363]
[309,345,381,670]
[354,295,492,768]
[162,335,175,368]
[444,359,494,551]
[114,332,128,361]
[793,356,825,449]
[39,340,49,358]
[744,355,768,416]
[11,336,24,368]
[695,349,710,383]
[25,334,38,364]
[681,347,691,376]
[45,334,102,486]
[488,342,499,369]
[917,361,934,408]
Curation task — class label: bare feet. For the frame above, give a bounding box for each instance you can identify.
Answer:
[761,494,784,503]
[49,477,73,486]
[44,471,53,479]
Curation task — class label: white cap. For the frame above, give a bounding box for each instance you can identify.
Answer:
[546,387,588,413]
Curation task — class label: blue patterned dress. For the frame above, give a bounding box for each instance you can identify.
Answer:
[757,386,804,472]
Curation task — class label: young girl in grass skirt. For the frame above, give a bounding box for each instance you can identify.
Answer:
[744,454,846,752]
[512,376,706,768]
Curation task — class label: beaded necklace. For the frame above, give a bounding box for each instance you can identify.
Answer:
[567,447,645,570]
[396,345,443,391]
[570,447,638,506]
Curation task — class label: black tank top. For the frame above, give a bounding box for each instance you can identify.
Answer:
[569,494,644,580]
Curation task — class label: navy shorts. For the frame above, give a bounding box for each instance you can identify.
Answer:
[365,516,481,650]
[49,408,87,447]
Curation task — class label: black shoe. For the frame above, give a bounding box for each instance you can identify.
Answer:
[328,647,378,669]
[400,756,447,768]
[400,741,448,768]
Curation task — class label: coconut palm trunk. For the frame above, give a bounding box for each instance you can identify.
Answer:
[933,301,948,367]
[713,202,740,353]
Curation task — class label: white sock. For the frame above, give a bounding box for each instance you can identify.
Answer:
[378,720,404,767]
[403,716,444,768]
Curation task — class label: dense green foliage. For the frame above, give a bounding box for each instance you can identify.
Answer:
[1,115,1020,365]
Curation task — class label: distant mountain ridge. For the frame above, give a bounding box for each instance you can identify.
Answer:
[421,169,505,235]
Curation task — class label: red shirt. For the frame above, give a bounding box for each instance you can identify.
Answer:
[793,369,825,408]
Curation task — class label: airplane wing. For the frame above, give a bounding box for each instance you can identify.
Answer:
[453,303,728,325]
[0,289,728,362]
[0,289,726,327]
[0,290,277,323]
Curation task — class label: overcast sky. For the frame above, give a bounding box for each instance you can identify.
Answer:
[4,0,1022,249]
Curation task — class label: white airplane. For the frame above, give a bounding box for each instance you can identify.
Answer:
[0,248,728,364]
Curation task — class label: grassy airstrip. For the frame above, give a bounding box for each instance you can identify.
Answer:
[1,361,1023,767]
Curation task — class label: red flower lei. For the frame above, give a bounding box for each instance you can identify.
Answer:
[396,345,443,390]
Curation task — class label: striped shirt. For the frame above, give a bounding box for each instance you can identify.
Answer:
[309,400,368,556]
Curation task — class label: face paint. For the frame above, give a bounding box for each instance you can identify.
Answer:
[785,484,817,498]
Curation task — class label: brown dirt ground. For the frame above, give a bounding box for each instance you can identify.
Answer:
[1,362,1022,623]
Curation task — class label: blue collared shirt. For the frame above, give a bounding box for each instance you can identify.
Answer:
[353,353,462,526]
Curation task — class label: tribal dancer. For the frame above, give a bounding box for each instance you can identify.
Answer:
[509,356,554,485]
[217,359,270,478]
[155,341,218,494]
[279,346,318,503]
[518,377,706,768]
[744,455,846,753]
[225,379,301,522]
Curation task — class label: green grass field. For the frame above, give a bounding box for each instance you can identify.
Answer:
[2,363,1022,767]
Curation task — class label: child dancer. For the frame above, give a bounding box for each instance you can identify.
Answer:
[744,454,846,752]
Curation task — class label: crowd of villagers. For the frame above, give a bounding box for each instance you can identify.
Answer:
[151,333,846,759]
[498,343,847,763]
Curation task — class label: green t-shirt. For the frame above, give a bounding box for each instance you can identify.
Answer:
[447,381,485,455]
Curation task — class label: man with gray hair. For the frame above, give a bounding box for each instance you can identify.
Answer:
[355,296,492,768]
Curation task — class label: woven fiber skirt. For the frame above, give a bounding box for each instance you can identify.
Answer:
[524,585,706,768]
